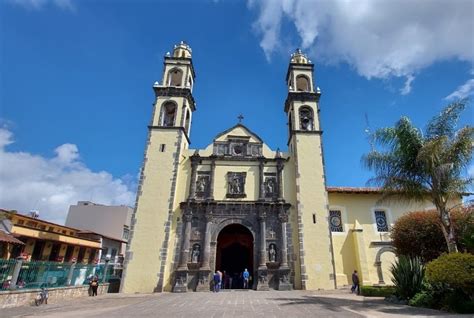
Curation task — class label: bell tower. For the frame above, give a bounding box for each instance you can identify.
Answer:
[121,41,197,293]
[285,49,336,290]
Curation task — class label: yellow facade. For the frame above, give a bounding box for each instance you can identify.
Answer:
[0,209,100,263]
[121,43,434,293]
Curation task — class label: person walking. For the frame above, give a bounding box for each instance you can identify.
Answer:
[213,271,221,292]
[242,268,250,289]
[89,276,99,296]
[351,270,360,295]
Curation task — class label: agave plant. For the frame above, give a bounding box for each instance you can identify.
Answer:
[391,255,425,300]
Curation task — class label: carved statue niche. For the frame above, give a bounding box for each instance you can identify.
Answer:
[191,244,201,263]
[226,172,246,198]
[264,177,277,198]
[195,174,210,198]
[268,243,277,262]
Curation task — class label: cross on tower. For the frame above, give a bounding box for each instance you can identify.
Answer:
[237,114,244,123]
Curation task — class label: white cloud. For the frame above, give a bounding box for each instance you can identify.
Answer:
[445,78,474,100]
[400,74,415,96]
[0,127,135,224]
[9,0,75,11]
[249,0,474,93]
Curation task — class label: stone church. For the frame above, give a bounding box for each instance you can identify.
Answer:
[120,42,431,293]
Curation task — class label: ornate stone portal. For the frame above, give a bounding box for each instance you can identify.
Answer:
[173,201,292,292]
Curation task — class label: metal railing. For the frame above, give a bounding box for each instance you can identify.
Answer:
[0,259,118,291]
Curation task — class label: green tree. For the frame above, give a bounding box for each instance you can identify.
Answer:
[363,100,473,252]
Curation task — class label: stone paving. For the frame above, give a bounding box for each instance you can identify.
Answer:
[0,290,464,318]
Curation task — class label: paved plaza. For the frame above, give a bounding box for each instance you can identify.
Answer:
[0,290,463,318]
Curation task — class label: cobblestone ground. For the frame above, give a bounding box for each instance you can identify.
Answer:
[0,290,462,318]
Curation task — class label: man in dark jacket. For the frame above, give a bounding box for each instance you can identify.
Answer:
[351,270,360,295]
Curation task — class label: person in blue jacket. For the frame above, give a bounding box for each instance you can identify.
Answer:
[242,268,250,289]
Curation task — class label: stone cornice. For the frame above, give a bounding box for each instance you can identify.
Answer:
[284,92,320,113]
[153,87,196,111]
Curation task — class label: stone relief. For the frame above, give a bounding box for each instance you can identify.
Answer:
[226,172,246,198]
[264,177,277,198]
[213,141,262,157]
[195,175,210,198]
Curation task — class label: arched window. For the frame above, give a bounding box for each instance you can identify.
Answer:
[296,75,310,92]
[168,68,183,87]
[185,109,191,134]
[299,106,314,131]
[161,102,177,127]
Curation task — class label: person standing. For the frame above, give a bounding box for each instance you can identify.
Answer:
[242,268,250,289]
[351,270,360,295]
[213,271,221,292]
[90,276,99,296]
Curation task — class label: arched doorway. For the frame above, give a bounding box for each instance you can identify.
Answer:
[216,224,253,289]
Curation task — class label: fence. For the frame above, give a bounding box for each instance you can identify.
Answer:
[0,259,118,291]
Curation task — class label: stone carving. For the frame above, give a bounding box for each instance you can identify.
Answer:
[192,230,201,240]
[268,244,277,262]
[226,172,246,198]
[191,244,200,263]
[267,227,276,239]
[213,141,262,157]
[230,142,245,156]
[195,175,209,198]
[264,177,277,197]
[280,273,289,283]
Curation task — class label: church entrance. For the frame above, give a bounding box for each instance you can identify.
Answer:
[216,224,253,289]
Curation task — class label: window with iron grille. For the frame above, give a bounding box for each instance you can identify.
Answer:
[329,210,343,232]
[375,210,389,232]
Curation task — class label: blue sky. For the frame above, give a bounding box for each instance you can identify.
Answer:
[0,0,473,223]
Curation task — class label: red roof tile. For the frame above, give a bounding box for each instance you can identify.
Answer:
[0,231,24,245]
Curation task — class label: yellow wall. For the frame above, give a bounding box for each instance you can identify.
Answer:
[11,226,100,249]
[121,127,185,293]
[328,193,431,286]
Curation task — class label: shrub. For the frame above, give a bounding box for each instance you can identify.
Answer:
[426,253,474,294]
[360,286,395,297]
[391,255,425,300]
[409,291,435,308]
[391,209,472,262]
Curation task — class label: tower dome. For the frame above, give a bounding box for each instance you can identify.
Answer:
[290,48,310,64]
[173,41,192,58]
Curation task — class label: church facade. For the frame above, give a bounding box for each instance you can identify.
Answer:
[120,42,431,293]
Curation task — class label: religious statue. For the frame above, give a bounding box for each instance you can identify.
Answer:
[230,177,241,193]
[268,244,277,262]
[227,172,246,197]
[265,178,276,196]
[196,177,207,193]
[191,244,200,263]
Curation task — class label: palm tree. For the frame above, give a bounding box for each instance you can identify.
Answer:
[363,100,473,253]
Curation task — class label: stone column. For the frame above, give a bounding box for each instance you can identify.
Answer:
[278,208,292,290]
[258,210,267,269]
[207,158,216,200]
[188,153,200,200]
[276,158,284,201]
[200,212,213,270]
[278,210,289,268]
[258,159,265,200]
[257,208,269,291]
[178,211,193,270]
[197,210,213,292]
